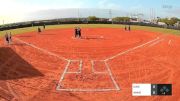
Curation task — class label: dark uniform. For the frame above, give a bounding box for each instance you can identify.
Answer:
[128,25,131,31]
[5,33,9,44]
[38,27,41,33]
[43,24,46,29]
[78,28,81,38]
[125,25,127,31]
[9,32,12,43]
[75,27,78,38]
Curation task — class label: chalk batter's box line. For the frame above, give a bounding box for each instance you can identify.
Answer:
[91,60,120,91]
[104,61,120,91]
[66,60,83,74]
[56,88,118,92]
[91,60,108,74]
[57,59,82,90]
[56,60,71,90]
[57,60,120,92]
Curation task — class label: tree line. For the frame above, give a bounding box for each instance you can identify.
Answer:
[157,17,180,26]
[87,16,130,22]
[88,16,180,26]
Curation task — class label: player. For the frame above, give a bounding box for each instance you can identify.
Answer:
[38,27,41,33]
[125,25,127,31]
[78,27,81,38]
[128,25,131,31]
[8,32,12,44]
[74,27,78,38]
[43,24,46,29]
[4,32,9,45]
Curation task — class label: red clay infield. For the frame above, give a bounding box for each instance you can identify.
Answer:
[0,28,180,101]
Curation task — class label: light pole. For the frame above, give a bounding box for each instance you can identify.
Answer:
[109,9,113,24]
[3,20,4,25]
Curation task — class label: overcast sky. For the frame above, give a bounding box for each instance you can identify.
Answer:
[0,0,180,24]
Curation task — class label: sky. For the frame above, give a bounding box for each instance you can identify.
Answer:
[0,0,180,24]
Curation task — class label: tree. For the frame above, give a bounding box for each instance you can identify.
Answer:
[112,17,130,22]
[87,16,99,21]
[171,17,179,24]
[158,17,179,26]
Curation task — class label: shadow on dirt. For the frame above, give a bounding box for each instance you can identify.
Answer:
[0,47,44,80]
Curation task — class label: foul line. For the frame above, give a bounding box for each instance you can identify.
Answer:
[104,37,161,61]
[14,37,69,61]
[148,39,164,47]
[56,60,71,90]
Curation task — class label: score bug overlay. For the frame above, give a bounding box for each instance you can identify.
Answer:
[132,84,172,96]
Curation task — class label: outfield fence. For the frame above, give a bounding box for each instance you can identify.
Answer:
[0,20,180,31]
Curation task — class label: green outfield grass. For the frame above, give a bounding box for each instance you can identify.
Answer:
[0,24,179,37]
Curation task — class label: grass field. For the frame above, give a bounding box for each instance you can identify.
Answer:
[0,24,180,101]
[0,24,180,37]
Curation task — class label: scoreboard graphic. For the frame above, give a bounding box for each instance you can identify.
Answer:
[132,84,172,96]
